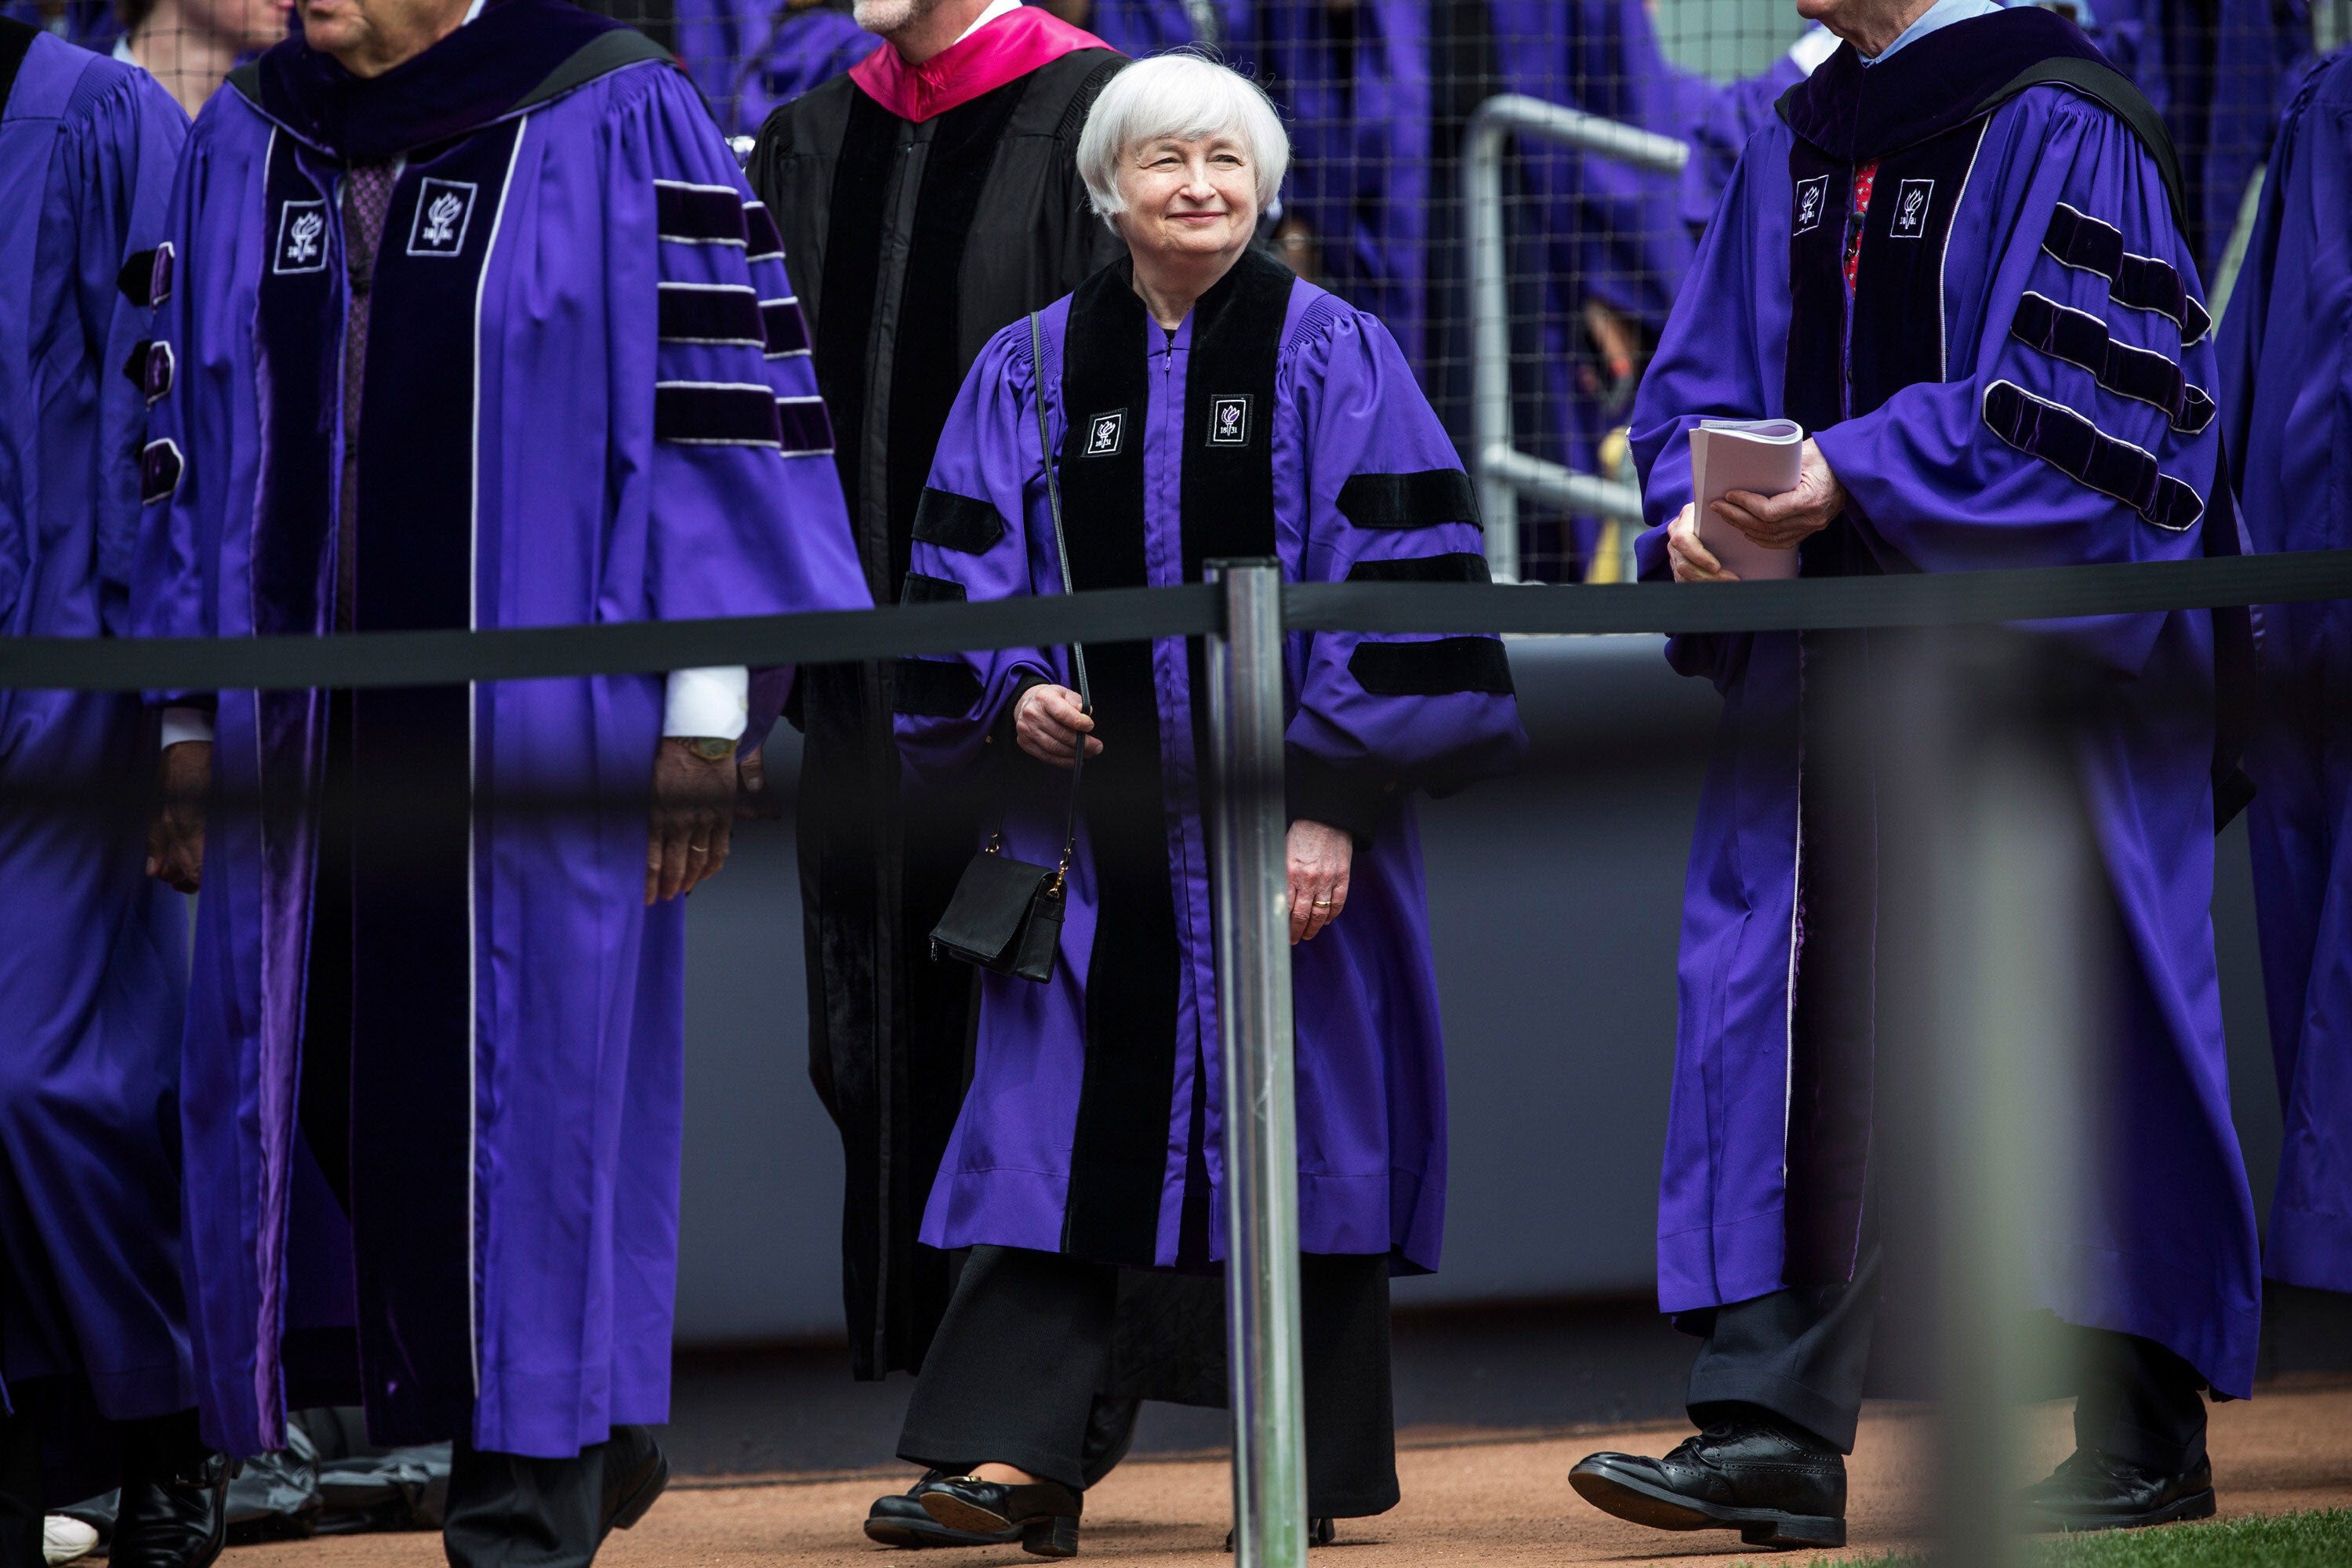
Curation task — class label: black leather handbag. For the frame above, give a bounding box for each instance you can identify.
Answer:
[929,313,1090,985]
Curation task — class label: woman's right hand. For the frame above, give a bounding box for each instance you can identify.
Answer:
[1014,684,1101,769]
[1667,503,1739,583]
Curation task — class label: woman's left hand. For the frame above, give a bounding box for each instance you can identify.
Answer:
[1287,819,1353,945]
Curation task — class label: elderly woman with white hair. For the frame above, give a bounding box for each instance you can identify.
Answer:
[880,51,1526,1554]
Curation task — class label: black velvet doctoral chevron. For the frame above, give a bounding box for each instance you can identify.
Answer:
[1348,637,1516,697]
[910,488,1007,554]
[1335,469,1481,531]
[2042,204,2212,340]
[1345,551,1492,583]
[891,657,985,717]
[657,286,764,345]
[1982,380,2204,531]
[2009,292,2214,432]
[655,182,747,244]
[898,571,968,604]
[655,383,784,447]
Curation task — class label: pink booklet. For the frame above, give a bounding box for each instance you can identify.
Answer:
[1688,418,1806,581]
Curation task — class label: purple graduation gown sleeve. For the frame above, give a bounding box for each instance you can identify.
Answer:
[1628,87,2260,1398]
[0,34,193,1432]
[898,281,1523,1273]
[133,48,866,1459]
[2218,48,2352,1296]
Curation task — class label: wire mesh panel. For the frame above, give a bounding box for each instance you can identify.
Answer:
[12,0,2317,582]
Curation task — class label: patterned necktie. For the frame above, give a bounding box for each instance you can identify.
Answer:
[336,162,397,634]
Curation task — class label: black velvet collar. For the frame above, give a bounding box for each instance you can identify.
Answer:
[1777,6,2107,164]
[236,0,662,162]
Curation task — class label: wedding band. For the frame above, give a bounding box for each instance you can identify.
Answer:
[689,842,710,852]
[1312,898,1334,907]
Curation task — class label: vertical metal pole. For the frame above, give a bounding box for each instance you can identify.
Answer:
[1882,632,2093,1568]
[1204,559,1308,1568]
[1465,112,1519,585]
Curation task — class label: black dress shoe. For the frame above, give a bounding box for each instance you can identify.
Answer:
[110,1453,234,1568]
[2020,1449,2216,1533]
[597,1425,669,1537]
[866,1470,1025,1549]
[1569,1410,1846,1550]
[916,1474,1082,1559]
[1224,1517,1338,1549]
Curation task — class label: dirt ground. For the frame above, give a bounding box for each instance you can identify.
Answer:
[223,1376,2352,1566]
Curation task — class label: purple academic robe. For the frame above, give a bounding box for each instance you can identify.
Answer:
[675,0,880,139]
[2217,46,2352,1297]
[1630,10,2261,1397]
[132,0,868,1458]
[0,26,192,1432]
[896,253,1525,1272]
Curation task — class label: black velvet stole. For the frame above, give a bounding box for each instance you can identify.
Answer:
[1777,115,1987,1290]
[344,120,521,1445]
[1055,251,1293,1266]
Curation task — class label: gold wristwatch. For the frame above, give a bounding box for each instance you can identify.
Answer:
[677,736,735,763]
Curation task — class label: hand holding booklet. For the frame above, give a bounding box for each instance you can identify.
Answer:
[1687,418,1806,581]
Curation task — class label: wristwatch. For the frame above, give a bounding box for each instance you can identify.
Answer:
[676,736,735,763]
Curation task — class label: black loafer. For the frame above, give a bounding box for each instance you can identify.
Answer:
[598,1424,670,1537]
[866,1470,1024,1549]
[916,1474,1082,1558]
[111,1453,234,1568]
[2020,1449,2216,1533]
[1569,1410,1846,1550]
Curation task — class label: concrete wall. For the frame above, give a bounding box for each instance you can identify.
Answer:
[674,636,2283,1343]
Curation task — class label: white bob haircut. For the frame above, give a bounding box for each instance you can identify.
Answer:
[1076,52,1290,230]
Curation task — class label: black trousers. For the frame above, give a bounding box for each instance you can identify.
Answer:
[442,1428,646,1568]
[0,1402,38,1568]
[1685,1237,2209,1470]
[900,1247,1399,1519]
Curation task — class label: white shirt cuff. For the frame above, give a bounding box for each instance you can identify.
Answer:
[663,666,750,741]
[160,706,215,749]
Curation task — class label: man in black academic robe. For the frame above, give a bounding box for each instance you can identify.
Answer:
[747,0,1123,1386]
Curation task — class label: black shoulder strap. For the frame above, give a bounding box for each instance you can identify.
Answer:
[514,27,673,114]
[0,18,38,122]
[227,61,260,103]
[1979,56,2188,230]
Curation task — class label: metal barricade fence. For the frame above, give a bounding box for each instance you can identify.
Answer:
[1463,96,1688,583]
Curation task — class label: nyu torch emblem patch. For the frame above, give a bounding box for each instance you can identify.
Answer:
[1793,174,1830,236]
[407,179,479,257]
[1207,394,1250,447]
[1891,179,1933,239]
[1085,408,1127,456]
[274,200,328,274]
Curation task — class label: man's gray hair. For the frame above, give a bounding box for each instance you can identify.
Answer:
[1076,53,1290,229]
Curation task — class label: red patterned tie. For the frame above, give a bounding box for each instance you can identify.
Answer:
[336,162,397,634]
[1842,159,1879,297]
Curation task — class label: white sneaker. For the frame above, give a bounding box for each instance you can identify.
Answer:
[42,1515,100,1566]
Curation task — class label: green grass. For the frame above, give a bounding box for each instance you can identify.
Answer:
[1772,1508,2352,1567]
